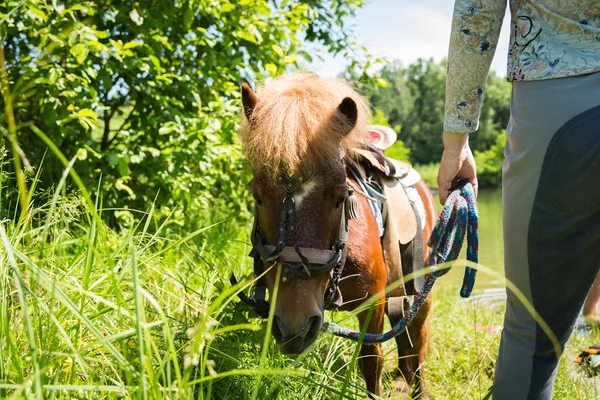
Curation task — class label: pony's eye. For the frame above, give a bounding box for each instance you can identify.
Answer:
[253,193,263,207]
[334,195,345,209]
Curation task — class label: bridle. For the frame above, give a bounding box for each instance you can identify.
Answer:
[231,157,359,318]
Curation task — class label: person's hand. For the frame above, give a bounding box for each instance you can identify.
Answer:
[437,131,478,204]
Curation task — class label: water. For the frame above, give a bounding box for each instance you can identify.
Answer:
[434,188,504,289]
[431,188,508,310]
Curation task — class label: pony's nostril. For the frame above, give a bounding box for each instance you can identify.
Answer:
[308,314,322,333]
[305,313,322,343]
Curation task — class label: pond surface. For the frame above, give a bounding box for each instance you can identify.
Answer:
[434,189,505,293]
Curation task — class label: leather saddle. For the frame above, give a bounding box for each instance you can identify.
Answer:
[348,145,427,349]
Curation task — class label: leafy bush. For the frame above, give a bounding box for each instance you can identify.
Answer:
[1,0,372,228]
[474,130,506,188]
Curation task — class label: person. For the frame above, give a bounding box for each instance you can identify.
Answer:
[437,1,600,399]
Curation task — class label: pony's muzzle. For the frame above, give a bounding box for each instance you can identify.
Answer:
[272,311,322,356]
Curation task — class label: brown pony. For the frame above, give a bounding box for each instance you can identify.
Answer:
[240,72,435,398]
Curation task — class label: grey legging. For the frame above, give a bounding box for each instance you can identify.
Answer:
[493,71,600,399]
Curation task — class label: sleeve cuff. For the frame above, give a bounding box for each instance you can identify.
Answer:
[444,118,478,134]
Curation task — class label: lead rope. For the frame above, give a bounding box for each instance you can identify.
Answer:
[321,180,478,344]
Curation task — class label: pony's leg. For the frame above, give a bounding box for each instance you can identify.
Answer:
[396,296,431,399]
[356,297,386,397]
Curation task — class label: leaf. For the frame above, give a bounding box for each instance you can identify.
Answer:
[118,156,130,177]
[94,30,109,39]
[70,43,89,64]
[88,40,107,51]
[159,122,176,135]
[78,108,97,119]
[221,3,236,13]
[283,54,299,64]
[143,147,161,157]
[107,154,119,166]
[265,63,277,76]
[27,5,47,21]
[123,40,141,50]
[376,78,388,88]
[238,31,257,44]
[149,55,161,70]
[272,44,284,58]
[129,9,143,26]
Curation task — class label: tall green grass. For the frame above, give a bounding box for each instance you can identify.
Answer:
[1,180,599,399]
[0,166,375,398]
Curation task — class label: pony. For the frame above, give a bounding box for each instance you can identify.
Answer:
[239,72,436,398]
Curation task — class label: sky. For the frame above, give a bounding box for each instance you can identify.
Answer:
[308,0,511,78]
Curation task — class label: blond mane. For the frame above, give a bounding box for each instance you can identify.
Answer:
[240,72,370,176]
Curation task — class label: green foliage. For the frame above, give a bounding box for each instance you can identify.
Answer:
[474,130,506,188]
[385,140,411,163]
[362,59,511,168]
[472,74,511,153]
[414,162,439,188]
[1,0,370,228]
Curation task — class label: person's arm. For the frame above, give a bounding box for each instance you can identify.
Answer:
[438,0,507,204]
[444,0,507,134]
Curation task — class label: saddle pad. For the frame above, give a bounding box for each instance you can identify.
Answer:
[349,165,385,237]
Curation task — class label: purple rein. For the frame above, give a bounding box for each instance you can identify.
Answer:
[322,180,479,344]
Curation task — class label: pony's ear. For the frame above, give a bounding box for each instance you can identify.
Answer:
[337,97,358,134]
[241,82,259,120]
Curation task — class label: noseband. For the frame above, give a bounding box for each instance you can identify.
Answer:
[231,160,358,318]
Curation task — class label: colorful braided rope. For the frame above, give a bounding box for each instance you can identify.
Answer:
[322,180,479,344]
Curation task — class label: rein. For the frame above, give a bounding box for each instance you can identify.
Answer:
[321,180,478,343]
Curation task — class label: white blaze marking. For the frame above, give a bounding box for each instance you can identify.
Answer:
[293,179,318,209]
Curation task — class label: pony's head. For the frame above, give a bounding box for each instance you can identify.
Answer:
[240,72,370,355]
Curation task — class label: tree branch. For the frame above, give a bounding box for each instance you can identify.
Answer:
[106,107,135,150]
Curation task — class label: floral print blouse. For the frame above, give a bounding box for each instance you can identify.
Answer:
[444,0,600,134]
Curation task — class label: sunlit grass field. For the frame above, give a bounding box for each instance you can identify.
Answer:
[1,186,599,399]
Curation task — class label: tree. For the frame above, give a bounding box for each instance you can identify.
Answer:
[1,0,371,226]
[473,72,511,152]
[363,59,510,166]
[400,58,447,164]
